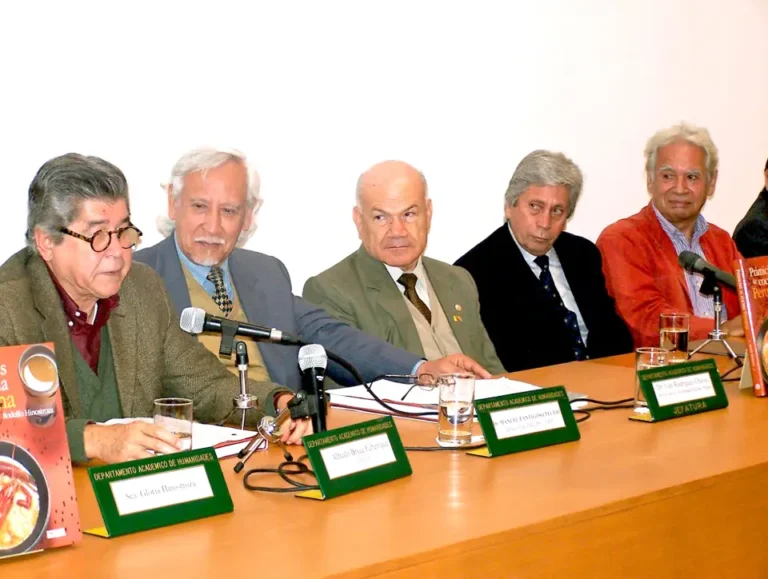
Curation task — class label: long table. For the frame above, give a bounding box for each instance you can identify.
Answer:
[6,354,768,577]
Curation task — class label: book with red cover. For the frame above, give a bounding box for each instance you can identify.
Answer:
[0,343,82,560]
[734,257,768,397]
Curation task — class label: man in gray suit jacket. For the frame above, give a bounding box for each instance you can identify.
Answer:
[134,148,490,390]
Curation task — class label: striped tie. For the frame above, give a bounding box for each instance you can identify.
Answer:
[534,255,587,361]
[206,266,233,316]
[398,273,432,325]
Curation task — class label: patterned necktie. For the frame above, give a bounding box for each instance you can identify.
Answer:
[533,255,587,361]
[206,266,233,316]
[398,273,432,325]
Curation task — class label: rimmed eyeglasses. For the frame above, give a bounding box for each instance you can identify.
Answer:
[60,224,143,252]
[389,373,437,401]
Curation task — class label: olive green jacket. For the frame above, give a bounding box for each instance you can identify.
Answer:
[303,246,505,375]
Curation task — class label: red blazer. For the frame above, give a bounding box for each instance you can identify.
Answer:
[596,203,742,347]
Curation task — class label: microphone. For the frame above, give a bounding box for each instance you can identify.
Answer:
[180,307,303,346]
[677,251,736,289]
[298,344,328,433]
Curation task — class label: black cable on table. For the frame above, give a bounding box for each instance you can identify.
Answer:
[720,359,744,382]
[575,397,633,406]
[242,455,320,493]
[404,446,465,451]
[573,409,591,423]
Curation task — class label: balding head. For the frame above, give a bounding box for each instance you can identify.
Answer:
[353,160,432,271]
[356,160,428,206]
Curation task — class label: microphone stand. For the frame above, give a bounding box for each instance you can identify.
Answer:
[217,341,260,429]
[688,271,743,375]
[234,391,311,473]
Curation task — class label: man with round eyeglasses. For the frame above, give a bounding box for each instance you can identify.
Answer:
[0,153,308,465]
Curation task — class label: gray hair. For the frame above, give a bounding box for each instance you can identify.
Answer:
[504,150,583,219]
[645,122,719,183]
[157,147,263,246]
[26,153,130,252]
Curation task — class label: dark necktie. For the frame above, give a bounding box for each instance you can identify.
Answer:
[398,273,432,325]
[533,255,587,361]
[207,266,233,316]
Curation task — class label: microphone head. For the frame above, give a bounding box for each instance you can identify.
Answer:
[678,251,701,271]
[298,344,328,371]
[180,307,207,334]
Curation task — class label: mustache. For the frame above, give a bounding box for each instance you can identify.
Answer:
[384,237,411,249]
[194,236,226,245]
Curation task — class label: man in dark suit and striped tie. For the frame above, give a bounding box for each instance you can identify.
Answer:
[455,150,633,372]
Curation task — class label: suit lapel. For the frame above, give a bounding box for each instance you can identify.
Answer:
[642,204,691,306]
[107,286,137,417]
[156,235,192,318]
[423,258,473,351]
[28,257,82,417]
[555,234,594,325]
[354,247,425,356]
[498,227,550,303]
[230,250,294,386]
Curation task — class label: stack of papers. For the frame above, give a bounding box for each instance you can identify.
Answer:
[328,377,542,422]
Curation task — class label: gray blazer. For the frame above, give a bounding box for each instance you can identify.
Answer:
[134,235,420,388]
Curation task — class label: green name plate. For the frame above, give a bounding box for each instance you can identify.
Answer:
[467,386,580,458]
[297,416,412,500]
[630,358,728,423]
[84,447,233,538]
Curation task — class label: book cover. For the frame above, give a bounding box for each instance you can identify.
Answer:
[734,257,768,397]
[0,343,81,559]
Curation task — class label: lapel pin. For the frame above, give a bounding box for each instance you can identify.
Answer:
[455,304,463,312]
[453,315,463,323]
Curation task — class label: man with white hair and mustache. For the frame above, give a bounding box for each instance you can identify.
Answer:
[134,148,490,391]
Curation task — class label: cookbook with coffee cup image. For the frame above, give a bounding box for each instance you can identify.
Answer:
[0,342,81,560]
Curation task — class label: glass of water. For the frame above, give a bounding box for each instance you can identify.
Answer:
[659,313,690,364]
[437,373,475,446]
[634,348,668,413]
[154,398,193,451]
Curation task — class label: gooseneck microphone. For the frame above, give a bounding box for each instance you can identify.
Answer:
[677,251,736,290]
[298,344,328,433]
[180,307,304,346]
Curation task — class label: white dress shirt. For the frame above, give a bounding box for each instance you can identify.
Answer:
[508,225,589,344]
[385,259,431,310]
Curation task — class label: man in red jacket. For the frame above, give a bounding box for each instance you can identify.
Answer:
[597,122,744,347]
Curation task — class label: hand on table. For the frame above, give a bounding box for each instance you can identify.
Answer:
[275,392,314,445]
[720,316,745,337]
[417,354,492,381]
[84,422,183,463]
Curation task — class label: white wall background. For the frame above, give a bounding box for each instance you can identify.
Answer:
[1,1,767,291]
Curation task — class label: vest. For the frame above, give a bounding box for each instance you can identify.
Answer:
[71,326,123,422]
[181,264,270,382]
[401,273,463,360]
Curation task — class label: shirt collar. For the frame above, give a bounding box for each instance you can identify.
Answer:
[384,257,426,286]
[651,202,709,244]
[46,264,120,328]
[507,223,559,267]
[173,232,232,282]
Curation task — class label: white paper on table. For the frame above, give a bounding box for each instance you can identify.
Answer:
[328,377,561,421]
[101,418,259,459]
